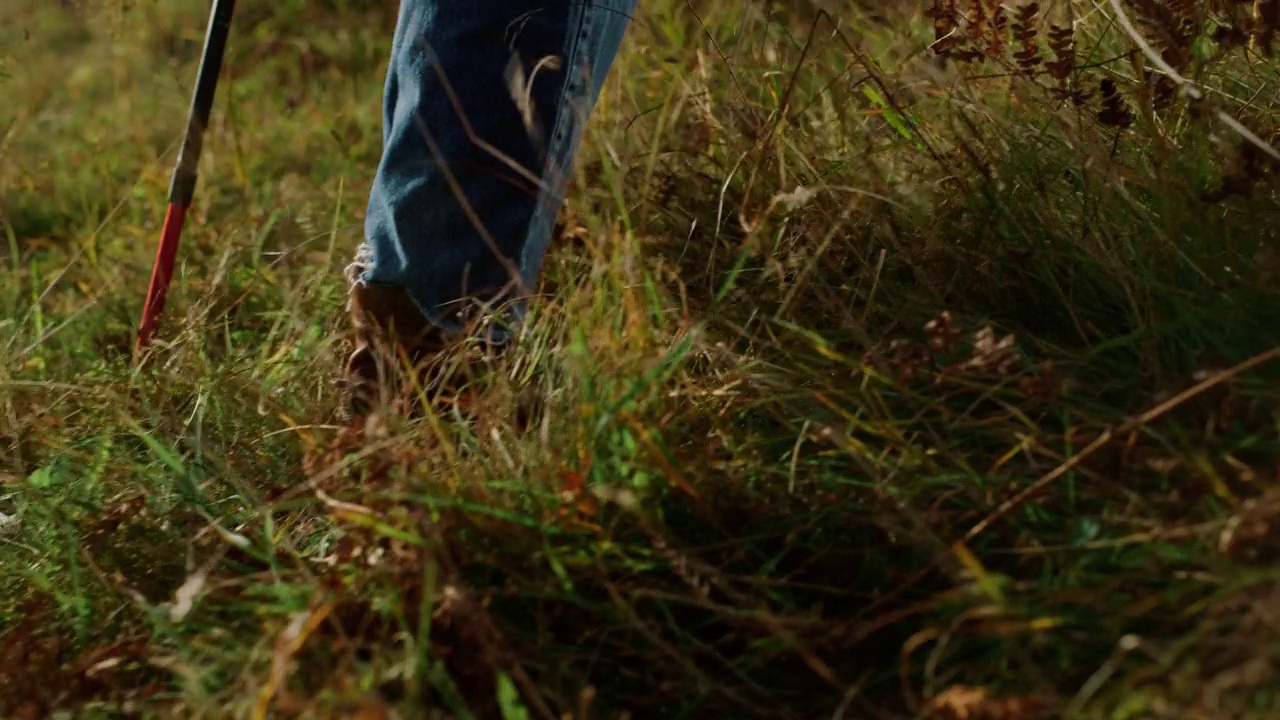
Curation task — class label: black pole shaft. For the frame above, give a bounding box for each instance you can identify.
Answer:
[169,0,236,207]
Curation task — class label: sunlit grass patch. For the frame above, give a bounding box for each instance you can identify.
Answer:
[1,0,1278,718]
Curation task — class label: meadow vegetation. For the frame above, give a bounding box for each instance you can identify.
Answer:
[1,0,1279,717]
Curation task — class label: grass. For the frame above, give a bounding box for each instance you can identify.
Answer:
[2,0,1279,717]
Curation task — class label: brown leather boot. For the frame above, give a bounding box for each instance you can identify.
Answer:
[340,281,453,421]
[339,244,537,424]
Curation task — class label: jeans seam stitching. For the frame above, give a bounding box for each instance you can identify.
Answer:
[518,0,595,279]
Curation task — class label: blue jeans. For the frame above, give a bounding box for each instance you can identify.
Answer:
[349,1,636,338]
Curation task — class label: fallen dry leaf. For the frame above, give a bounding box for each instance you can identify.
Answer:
[924,684,1051,719]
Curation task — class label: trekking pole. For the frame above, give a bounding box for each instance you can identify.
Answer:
[136,0,237,349]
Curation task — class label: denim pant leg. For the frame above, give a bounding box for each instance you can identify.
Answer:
[352,0,636,338]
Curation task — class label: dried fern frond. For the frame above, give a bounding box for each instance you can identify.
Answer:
[1045,23,1075,80]
[1124,0,1198,70]
[1145,69,1179,111]
[927,0,963,54]
[1098,77,1135,128]
[1203,128,1280,201]
[1012,3,1042,72]
[985,2,1010,59]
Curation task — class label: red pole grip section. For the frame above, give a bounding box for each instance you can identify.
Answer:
[136,203,189,348]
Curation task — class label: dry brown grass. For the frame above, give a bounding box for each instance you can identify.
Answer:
[1,1,1279,718]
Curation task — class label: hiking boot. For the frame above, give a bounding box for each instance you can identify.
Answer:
[339,250,542,426]
[340,280,455,421]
